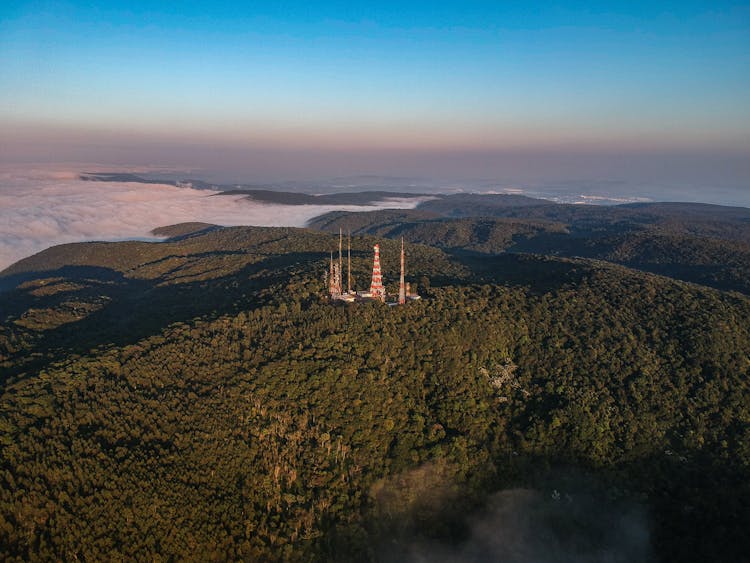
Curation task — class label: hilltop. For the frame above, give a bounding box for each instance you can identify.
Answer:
[0,218,748,561]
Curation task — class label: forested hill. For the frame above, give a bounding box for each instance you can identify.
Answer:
[309,199,750,295]
[0,225,749,561]
[417,195,750,233]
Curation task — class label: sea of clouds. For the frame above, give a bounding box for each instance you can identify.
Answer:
[0,167,426,271]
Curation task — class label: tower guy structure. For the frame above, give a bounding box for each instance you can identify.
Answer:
[399,237,406,305]
[369,244,386,302]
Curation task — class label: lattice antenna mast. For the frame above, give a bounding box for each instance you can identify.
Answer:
[338,227,343,295]
[347,230,352,293]
[329,251,336,296]
[369,244,385,302]
[399,237,406,305]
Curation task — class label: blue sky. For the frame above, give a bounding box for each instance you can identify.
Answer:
[1,1,749,185]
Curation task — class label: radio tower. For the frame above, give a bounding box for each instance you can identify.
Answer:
[347,230,352,294]
[399,237,406,305]
[369,244,386,302]
[338,228,343,295]
[329,252,337,297]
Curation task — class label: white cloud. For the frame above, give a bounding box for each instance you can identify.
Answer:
[0,167,426,271]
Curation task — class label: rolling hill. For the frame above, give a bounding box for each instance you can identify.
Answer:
[309,198,750,295]
[0,221,748,561]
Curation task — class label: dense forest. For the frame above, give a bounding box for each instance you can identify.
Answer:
[1,206,749,561]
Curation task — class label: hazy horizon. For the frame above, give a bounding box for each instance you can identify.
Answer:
[2,1,749,198]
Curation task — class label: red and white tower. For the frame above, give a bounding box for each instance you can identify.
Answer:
[338,228,343,294]
[399,237,406,305]
[369,244,386,301]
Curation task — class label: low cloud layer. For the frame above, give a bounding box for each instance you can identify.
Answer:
[0,167,424,271]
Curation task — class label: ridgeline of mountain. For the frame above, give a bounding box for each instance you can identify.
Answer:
[309,199,750,295]
[79,173,432,205]
[416,194,750,234]
[80,172,171,184]
[417,193,552,214]
[80,172,218,190]
[215,189,430,205]
[150,222,219,239]
[1,220,748,561]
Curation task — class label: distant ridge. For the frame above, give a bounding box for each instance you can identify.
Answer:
[78,173,432,205]
[151,222,219,239]
[80,172,172,185]
[80,172,217,190]
[215,189,430,206]
[417,193,549,216]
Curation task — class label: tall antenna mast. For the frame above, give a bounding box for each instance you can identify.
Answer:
[347,230,352,294]
[329,251,335,297]
[399,237,406,305]
[338,227,343,295]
